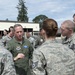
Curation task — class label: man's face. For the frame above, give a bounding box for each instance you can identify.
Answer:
[60,24,70,37]
[14,26,24,41]
[3,30,7,35]
[26,32,31,38]
[10,31,14,37]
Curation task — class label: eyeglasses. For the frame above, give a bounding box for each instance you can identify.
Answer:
[60,27,71,31]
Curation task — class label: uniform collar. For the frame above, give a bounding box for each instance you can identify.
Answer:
[13,37,25,44]
[62,36,73,44]
[42,39,58,45]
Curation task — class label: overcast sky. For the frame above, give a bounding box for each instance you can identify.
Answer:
[0,0,75,27]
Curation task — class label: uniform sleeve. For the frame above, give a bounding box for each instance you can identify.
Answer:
[29,43,34,59]
[1,36,7,46]
[32,50,46,75]
[7,41,13,53]
[2,52,16,75]
[70,44,75,52]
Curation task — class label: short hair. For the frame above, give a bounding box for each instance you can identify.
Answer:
[9,26,14,32]
[39,28,42,32]
[61,20,74,30]
[73,14,75,18]
[42,18,58,37]
[4,29,8,33]
[13,24,23,31]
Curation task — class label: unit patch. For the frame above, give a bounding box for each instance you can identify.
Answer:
[16,46,21,50]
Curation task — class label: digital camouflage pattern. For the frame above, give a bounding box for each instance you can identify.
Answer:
[62,33,75,53]
[1,35,12,48]
[0,46,16,75]
[33,35,45,49]
[32,39,75,75]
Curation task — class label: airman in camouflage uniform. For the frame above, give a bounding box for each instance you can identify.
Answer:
[0,45,16,75]
[61,20,75,52]
[26,32,35,48]
[1,26,14,48]
[32,18,75,75]
[33,29,45,49]
[2,35,12,47]
[32,35,44,49]
[32,40,75,75]
[62,33,75,52]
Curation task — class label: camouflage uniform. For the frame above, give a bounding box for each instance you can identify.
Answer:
[0,39,4,47]
[1,35,12,48]
[27,36,36,48]
[0,46,16,75]
[33,35,45,49]
[32,39,75,75]
[62,33,75,52]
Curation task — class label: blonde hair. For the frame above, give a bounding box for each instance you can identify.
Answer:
[62,20,74,30]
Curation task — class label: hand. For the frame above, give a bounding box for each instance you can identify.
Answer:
[17,53,25,59]
[14,53,25,61]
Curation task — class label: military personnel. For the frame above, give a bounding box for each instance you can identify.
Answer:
[26,32,35,48]
[7,24,34,75]
[34,28,45,48]
[32,19,75,75]
[2,29,8,36]
[26,31,44,49]
[1,26,14,48]
[0,42,16,75]
[60,20,75,52]
[33,29,45,49]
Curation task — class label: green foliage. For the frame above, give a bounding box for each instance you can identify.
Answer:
[32,14,48,28]
[32,14,48,23]
[17,0,28,22]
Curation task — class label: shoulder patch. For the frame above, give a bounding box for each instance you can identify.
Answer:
[24,45,28,48]
[32,61,38,69]
[16,46,21,50]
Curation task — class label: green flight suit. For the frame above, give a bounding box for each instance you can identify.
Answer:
[7,37,34,75]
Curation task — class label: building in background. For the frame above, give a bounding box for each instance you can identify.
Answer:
[0,20,39,36]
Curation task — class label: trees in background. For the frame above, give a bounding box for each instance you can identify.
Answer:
[17,0,28,22]
[32,14,48,28]
[16,0,48,26]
